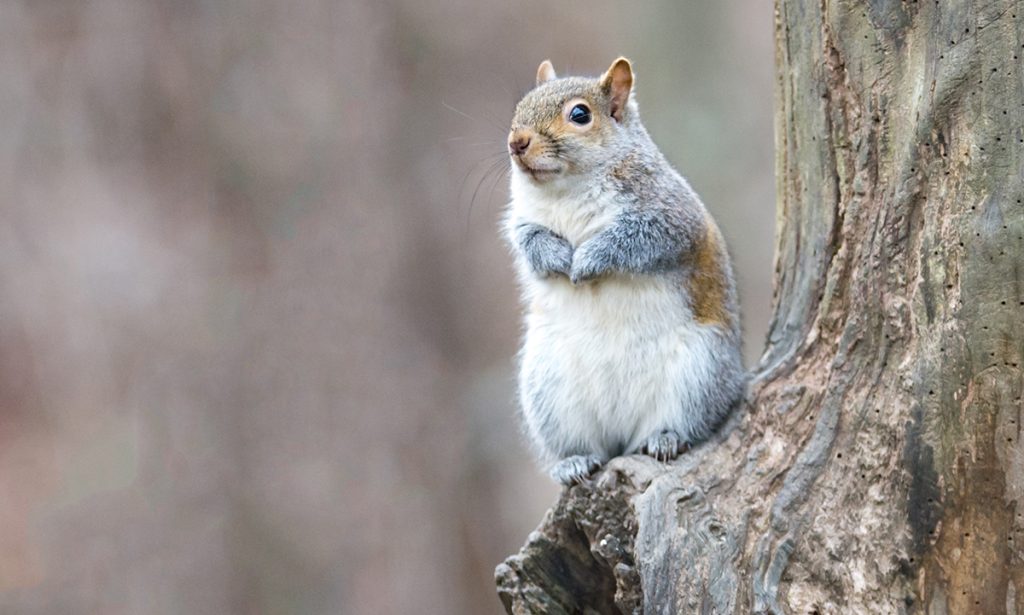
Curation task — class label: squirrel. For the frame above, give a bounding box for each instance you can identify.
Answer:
[504,57,746,485]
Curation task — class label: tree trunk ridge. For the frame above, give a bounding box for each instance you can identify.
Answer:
[496,0,1024,612]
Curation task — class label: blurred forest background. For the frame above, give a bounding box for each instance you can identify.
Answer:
[0,1,774,614]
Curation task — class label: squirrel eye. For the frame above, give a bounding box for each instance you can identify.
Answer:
[568,103,592,125]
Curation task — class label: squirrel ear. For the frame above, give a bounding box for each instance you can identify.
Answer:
[600,57,633,122]
[536,60,557,86]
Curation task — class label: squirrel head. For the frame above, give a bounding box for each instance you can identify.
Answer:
[508,57,638,187]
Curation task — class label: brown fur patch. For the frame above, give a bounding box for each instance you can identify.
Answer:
[689,221,730,327]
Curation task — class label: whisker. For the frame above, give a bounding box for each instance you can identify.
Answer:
[446,136,506,148]
[441,99,481,123]
[485,164,511,220]
[442,99,507,132]
[456,152,506,205]
[455,153,508,238]
[466,158,509,235]
[469,158,509,224]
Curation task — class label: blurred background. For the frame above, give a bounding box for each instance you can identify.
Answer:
[0,1,774,613]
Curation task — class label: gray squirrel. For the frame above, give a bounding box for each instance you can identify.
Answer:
[504,57,746,485]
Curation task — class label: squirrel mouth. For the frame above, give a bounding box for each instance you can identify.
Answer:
[513,157,561,181]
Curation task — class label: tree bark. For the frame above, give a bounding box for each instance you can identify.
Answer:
[495,0,1024,612]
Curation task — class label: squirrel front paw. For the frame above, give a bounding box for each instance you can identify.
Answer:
[531,238,573,278]
[549,454,604,485]
[569,245,611,284]
[521,230,573,278]
[641,429,687,462]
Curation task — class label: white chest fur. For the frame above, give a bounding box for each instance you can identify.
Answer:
[506,173,617,245]
[519,272,714,457]
[507,181,720,460]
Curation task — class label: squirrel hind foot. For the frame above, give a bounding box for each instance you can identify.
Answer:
[640,430,688,463]
[549,454,604,486]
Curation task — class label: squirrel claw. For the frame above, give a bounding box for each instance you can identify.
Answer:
[642,430,685,463]
[550,454,604,486]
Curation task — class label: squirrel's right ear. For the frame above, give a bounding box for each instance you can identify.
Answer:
[600,57,633,122]
[536,60,557,86]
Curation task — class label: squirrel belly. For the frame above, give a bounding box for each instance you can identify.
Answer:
[517,266,744,464]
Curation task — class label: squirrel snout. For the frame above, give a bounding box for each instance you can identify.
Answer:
[508,131,532,156]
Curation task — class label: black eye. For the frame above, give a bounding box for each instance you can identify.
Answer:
[568,103,591,125]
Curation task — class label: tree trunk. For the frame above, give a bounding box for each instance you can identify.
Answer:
[495,0,1024,612]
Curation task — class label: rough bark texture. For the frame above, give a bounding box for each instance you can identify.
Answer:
[496,0,1024,612]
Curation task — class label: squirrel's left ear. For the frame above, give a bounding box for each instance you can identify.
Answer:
[536,60,557,86]
[600,57,633,122]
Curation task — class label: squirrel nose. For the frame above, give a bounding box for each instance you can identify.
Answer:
[509,134,531,156]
